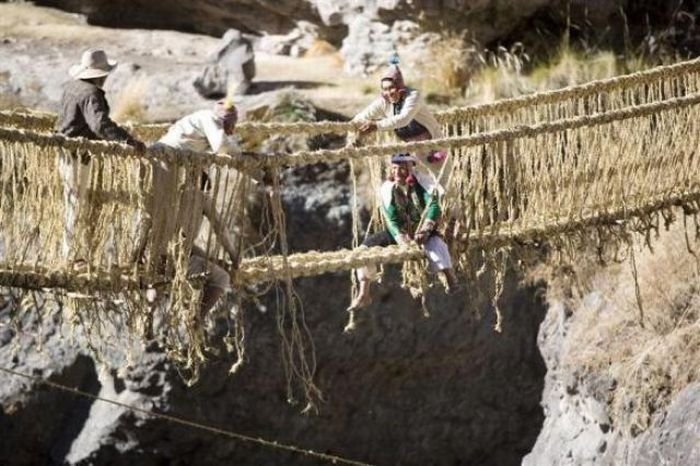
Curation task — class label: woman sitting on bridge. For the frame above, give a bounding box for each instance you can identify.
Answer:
[345,153,459,331]
[352,57,450,194]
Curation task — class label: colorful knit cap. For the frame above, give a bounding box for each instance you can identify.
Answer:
[381,55,405,89]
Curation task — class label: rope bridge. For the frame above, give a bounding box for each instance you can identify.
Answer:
[2,58,700,408]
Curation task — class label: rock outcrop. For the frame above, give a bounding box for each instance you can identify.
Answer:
[29,0,699,77]
[193,29,256,98]
[525,296,700,465]
[525,227,700,466]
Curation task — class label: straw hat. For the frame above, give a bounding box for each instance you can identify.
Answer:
[69,49,117,80]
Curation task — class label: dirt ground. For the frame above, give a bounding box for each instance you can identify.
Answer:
[0,3,377,120]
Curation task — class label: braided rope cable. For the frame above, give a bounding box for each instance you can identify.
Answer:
[437,56,700,123]
[2,91,699,174]
[2,57,699,136]
[270,92,700,166]
[0,266,146,291]
[229,190,700,285]
[0,126,260,172]
[236,245,424,284]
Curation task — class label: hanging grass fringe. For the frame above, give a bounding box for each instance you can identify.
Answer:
[1,58,700,409]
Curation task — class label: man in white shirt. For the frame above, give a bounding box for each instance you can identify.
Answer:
[158,99,241,155]
[352,61,451,193]
[139,100,243,318]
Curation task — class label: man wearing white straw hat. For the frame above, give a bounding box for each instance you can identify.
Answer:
[55,48,145,263]
[56,48,144,148]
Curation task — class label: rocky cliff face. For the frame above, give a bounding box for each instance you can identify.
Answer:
[32,0,317,36]
[524,226,700,466]
[29,0,555,40]
[525,298,700,466]
[29,0,692,46]
[24,0,699,77]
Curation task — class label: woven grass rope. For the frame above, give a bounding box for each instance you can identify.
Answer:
[2,57,700,407]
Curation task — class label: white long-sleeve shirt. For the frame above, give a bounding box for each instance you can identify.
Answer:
[145,109,242,264]
[352,88,443,140]
[158,109,241,155]
[353,89,450,193]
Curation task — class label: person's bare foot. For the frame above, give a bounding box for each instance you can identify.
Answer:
[343,312,358,333]
[346,293,372,312]
[344,293,372,333]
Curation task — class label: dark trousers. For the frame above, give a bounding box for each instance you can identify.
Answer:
[362,230,396,248]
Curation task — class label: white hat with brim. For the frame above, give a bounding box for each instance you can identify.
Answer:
[69,48,117,80]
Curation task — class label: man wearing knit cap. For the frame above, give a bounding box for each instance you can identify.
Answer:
[352,56,450,194]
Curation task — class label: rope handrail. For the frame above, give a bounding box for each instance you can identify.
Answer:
[233,189,700,285]
[2,91,699,173]
[437,56,700,122]
[1,57,699,137]
[0,126,260,172]
[270,92,700,166]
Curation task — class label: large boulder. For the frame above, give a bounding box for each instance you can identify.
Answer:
[256,21,321,57]
[340,16,396,75]
[193,29,256,98]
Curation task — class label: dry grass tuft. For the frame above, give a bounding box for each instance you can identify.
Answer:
[464,44,532,103]
[530,48,618,90]
[534,222,700,435]
[303,39,338,58]
[0,92,25,111]
[111,76,150,124]
[412,37,533,104]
